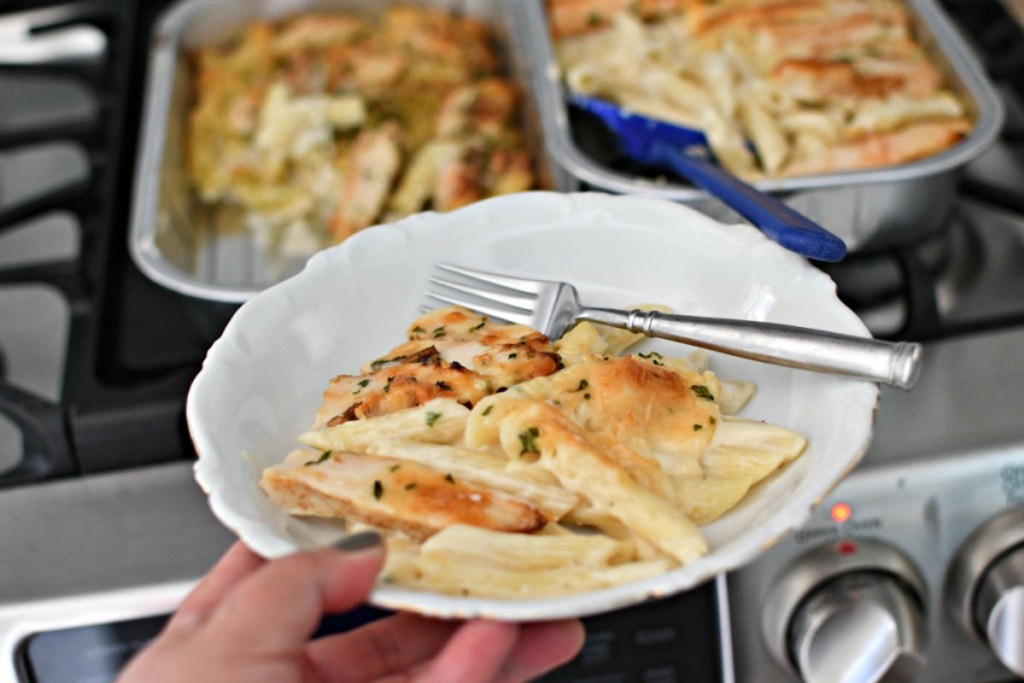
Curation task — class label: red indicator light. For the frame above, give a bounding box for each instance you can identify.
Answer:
[830,502,853,523]
[836,540,858,555]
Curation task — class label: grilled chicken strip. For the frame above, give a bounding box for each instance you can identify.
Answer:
[312,306,560,429]
[261,449,547,540]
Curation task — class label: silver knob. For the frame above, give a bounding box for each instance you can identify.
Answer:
[762,538,928,683]
[790,572,927,683]
[947,506,1024,677]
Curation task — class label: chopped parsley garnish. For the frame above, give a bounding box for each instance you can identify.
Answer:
[389,464,401,472]
[576,379,589,392]
[425,412,442,427]
[436,381,451,391]
[639,351,664,366]
[405,482,418,491]
[693,424,704,431]
[373,480,384,500]
[370,355,405,371]
[432,326,446,338]
[469,320,486,332]
[303,451,331,466]
[482,405,494,416]
[353,378,371,395]
[444,473,456,484]
[519,426,541,456]
[709,416,717,425]
[691,384,715,401]
[508,353,517,359]
[411,325,425,334]
[583,392,591,400]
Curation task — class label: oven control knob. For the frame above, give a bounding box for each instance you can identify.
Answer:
[947,506,1024,677]
[761,538,928,683]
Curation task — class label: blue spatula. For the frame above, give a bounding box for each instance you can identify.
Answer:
[570,94,847,263]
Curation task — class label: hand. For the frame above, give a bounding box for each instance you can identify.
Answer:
[117,534,585,683]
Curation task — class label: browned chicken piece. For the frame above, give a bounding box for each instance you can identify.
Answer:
[379,6,498,74]
[313,348,492,429]
[271,13,366,54]
[261,450,547,541]
[436,79,520,140]
[758,13,906,57]
[784,119,970,175]
[434,149,487,212]
[431,79,534,210]
[485,147,534,197]
[313,306,560,429]
[374,306,561,388]
[546,0,686,37]
[320,40,409,96]
[856,52,944,99]
[329,123,402,243]
[772,59,911,103]
[685,0,909,48]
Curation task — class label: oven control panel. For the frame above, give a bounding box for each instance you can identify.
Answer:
[728,443,1024,683]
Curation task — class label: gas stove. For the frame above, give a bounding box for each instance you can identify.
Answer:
[2,1,1024,682]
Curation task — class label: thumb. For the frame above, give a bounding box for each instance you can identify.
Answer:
[204,532,386,654]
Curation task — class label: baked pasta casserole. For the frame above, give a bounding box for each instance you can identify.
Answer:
[549,0,973,179]
[261,305,807,598]
[186,6,535,260]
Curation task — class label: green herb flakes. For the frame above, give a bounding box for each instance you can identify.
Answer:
[425,412,442,427]
[303,451,331,466]
[519,426,540,456]
[373,480,384,500]
[691,384,715,401]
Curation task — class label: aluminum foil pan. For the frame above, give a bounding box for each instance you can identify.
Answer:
[509,0,1005,254]
[129,0,574,303]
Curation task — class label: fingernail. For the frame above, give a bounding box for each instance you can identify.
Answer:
[334,531,383,552]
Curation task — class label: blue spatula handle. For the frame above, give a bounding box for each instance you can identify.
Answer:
[649,142,847,262]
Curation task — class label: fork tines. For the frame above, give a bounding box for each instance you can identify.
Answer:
[425,263,538,325]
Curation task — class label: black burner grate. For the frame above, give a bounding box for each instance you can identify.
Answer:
[0,0,220,487]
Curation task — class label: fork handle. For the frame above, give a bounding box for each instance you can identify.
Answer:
[579,308,922,390]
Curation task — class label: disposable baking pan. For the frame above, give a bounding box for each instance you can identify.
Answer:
[509,0,1005,254]
[129,0,575,303]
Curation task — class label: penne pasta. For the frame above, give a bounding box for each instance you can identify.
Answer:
[262,305,808,599]
[550,0,973,178]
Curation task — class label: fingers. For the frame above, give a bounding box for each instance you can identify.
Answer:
[167,542,265,631]
[203,534,386,656]
[307,613,461,683]
[494,619,586,683]
[416,620,521,683]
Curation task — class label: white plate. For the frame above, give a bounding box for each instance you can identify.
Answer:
[188,191,878,621]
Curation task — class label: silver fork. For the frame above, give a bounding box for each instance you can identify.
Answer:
[426,263,922,390]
